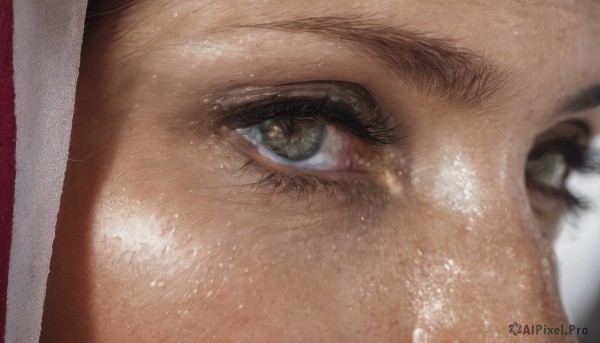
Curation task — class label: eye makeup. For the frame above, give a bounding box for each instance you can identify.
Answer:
[213,81,401,141]
[210,81,405,197]
[526,120,600,215]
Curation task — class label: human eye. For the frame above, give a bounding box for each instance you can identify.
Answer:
[214,81,402,195]
[526,120,600,215]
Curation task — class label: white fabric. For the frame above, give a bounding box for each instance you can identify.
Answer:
[3,1,598,341]
[6,0,87,341]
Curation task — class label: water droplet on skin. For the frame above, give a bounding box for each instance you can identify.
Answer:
[150,280,157,287]
[360,216,365,222]
[206,290,213,298]
[244,268,249,273]
[412,327,428,342]
[416,248,424,256]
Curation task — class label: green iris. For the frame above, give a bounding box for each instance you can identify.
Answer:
[259,118,325,161]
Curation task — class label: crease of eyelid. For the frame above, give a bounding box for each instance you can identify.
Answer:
[211,81,406,145]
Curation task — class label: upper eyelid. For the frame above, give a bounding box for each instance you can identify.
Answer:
[210,81,377,113]
[211,81,402,145]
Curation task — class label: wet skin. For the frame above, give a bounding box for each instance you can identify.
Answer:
[41,0,600,342]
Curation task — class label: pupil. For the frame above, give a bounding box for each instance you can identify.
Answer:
[259,118,325,161]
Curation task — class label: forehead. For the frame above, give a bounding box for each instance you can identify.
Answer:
[134,0,600,45]
[128,0,599,71]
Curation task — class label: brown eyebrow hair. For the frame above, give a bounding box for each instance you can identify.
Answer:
[244,16,511,106]
[86,5,511,106]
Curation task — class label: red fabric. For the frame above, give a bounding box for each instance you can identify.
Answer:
[0,0,15,340]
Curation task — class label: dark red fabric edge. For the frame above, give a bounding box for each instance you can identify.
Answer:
[0,0,16,340]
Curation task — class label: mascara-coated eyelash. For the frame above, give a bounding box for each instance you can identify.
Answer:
[220,81,401,146]
[526,122,600,215]
[215,81,402,196]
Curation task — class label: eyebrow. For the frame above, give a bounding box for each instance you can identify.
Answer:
[243,16,510,106]
[561,84,600,114]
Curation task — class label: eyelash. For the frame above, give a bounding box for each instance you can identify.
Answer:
[223,93,400,199]
[238,159,372,202]
[225,96,401,145]
[527,137,600,215]
[222,88,600,217]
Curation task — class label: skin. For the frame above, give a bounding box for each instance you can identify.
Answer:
[41,0,600,342]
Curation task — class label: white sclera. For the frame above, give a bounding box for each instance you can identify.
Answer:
[236,123,353,171]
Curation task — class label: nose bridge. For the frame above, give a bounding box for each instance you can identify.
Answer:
[399,142,571,341]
